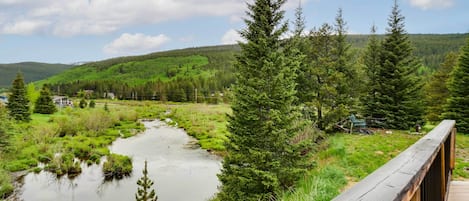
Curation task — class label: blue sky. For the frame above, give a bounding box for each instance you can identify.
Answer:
[0,0,467,64]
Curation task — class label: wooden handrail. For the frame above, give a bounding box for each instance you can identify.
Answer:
[333,120,456,201]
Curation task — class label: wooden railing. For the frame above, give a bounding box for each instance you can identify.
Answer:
[333,120,456,201]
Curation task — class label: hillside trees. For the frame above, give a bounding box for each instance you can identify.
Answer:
[424,52,458,122]
[369,1,424,129]
[7,72,31,121]
[443,37,469,133]
[34,85,57,114]
[217,0,308,200]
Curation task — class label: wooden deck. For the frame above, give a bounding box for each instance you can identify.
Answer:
[448,181,469,201]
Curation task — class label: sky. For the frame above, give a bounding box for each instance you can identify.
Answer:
[0,0,467,64]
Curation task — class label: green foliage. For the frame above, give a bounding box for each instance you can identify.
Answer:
[34,85,57,114]
[0,168,13,199]
[369,1,424,129]
[7,72,31,121]
[79,99,87,108]
[0,107,13,150]
[424,52,458,122]
[26,83,40,108]
[217,0,309,200]
[103,153,133,180]
[135,160,158,201]
[443,36,469,133]
[299,10,358,130]
[89,100,96,108]
[362,25,382,119]
[454,133,469,178]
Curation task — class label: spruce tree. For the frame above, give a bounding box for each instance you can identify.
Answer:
[362,25,382,118]
[7,72,31,122]
[217,0,306,200]
[373,0,424,129]
[34,85,57,114]
[331,8,358,124]
[135,160,157,201]
[425,52,458,122]
[443,37,469,133]
[292,1,311,105]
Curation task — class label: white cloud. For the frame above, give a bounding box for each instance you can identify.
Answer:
[221,29,244,45]
[0,0,250,36]
[408,0,454,10]
[103,33,170,55]
[2,20,49,35]
[0,0,309,36]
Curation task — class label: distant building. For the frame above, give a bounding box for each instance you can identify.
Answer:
[53,96,73,107]
[104,92,115,100]
[0,95,8,105]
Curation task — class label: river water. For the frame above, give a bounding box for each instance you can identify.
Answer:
[15,120,222,201]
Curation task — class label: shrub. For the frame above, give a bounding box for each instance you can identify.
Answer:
[103,154,132,180]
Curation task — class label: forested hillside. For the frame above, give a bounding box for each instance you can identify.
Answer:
[39,34,467,102]
[0,62,73,88]
[348,34,468,71]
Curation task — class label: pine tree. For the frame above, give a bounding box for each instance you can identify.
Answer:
[135,160,157,201]
[217,0,307,200]
[34,85,57,114]
[443,37,469,133]
[373,0,424,129]
[7,72,31,121]
[363,25,382,118]
[425,52,458,122]
[331,8,358,124]
[292,1,311,106]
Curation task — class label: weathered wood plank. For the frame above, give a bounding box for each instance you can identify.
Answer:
[332,120,456,201]
[448,181,469,201]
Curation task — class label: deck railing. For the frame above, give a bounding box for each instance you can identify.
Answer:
[333,120,456,201]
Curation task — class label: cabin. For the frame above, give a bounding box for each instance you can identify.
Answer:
[53,96,73,107]
[0,95,8,105]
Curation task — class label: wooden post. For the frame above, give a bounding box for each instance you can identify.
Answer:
[450,128,456,170]
[440,143,446,201]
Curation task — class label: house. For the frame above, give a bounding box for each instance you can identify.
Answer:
[103,92,115,100]
[0,95,8,106]
[53,96,73,107]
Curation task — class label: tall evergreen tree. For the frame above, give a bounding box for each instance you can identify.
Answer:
[135,160,157,201]
[34,85,57,114]
[443,37,469,133]
[331,8,358,122]
[217,0,307,200]
[424,52,458,122]
[362,25,382,118]
[292,1,311,106]
[373,0,424,129]
[7,72,31,122]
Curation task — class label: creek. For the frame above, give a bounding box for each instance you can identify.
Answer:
[15,120,222,201]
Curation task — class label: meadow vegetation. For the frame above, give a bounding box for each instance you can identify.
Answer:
[0,104,143,198]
